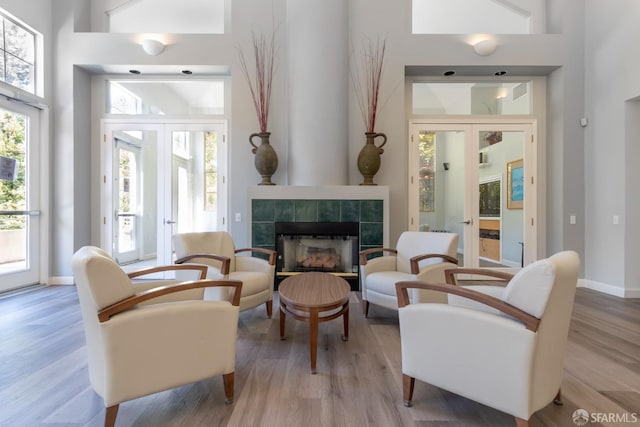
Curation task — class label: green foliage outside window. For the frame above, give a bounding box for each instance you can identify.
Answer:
[204,132,218,211]
[419,131,435,212]
[0,110,26,230]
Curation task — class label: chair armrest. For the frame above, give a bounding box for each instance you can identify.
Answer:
[175,253,231,275]
[235,247,277,265]
[395,281,540,332]
[359,248,397,265]
[444,268,513,285]
[409,253,459,274]
[128,264,208,280]
[98,279,243,322]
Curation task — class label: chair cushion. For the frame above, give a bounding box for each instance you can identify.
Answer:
[366,271,412,295]
[173,232,237,271]
[229,271,270,297]
[395,232,458,273]
[72,246,134,310]
[502,258,556,318]
[447,285,505,314]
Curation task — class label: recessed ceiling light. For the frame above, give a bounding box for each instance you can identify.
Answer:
[129,69,141,74]
[443,70,455,76]
[494,70,507,76]
[181,70,193,75]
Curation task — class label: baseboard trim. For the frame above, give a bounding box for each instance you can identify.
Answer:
[48,276,75,285]
[578,279,640,298]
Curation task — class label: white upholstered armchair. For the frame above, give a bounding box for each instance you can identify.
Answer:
[71,246,242,427]
[173,231,277,317]
[359,231,459,316]
[395,251,580,427]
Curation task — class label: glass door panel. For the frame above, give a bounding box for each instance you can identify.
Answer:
[0,102,40,292]
[478,129,525,267]
[166,124,227,263]
[112,130,158,266]
[410,126,472,265]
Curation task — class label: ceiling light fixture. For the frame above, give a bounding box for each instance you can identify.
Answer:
[141,38,165,56]
[471,37,497,56]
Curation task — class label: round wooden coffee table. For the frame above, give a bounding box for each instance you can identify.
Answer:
[278,272,350,374]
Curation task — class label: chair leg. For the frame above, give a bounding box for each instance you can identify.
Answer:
[553,388,563,405]
[104,405,119,427]
[362,300,369,317]
[223,372,234,404]
[402,374,415,407]
[266,300,273,318]
[515,417,530,427]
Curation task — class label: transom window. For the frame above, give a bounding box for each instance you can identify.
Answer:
[0,12,36,94]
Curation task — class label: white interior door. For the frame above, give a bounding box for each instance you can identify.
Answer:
[0,100,41,292]
[102,120,227,271]
[409,120,536,268]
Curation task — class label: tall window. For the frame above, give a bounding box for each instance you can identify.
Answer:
[0,12,36,93]
[419,131,435,212]
[204,132,218,212]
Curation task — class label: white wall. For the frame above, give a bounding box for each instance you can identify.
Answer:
[584,0,640,297]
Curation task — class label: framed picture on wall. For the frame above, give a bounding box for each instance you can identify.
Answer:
[507,159,524,209]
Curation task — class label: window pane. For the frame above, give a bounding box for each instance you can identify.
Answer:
[4,19,34,63]
[107,0,224,34]
[412,82,532,115]
[412,0,545,34]
[107,80,225,115]
[5,55,34,92]
[418,132,435,213]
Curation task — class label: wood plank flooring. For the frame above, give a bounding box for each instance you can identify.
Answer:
[0,286,638,427]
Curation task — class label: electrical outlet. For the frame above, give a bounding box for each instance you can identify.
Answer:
[235,212,241,222]
[613,215,619,225]
[570,215,576,225]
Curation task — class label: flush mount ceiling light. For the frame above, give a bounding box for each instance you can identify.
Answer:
[472,38,497,56]
[141,38,165,56]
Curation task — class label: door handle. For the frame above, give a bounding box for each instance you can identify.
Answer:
[165,219,177,224]
[459,219,473,225]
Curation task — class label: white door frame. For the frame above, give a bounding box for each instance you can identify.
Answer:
[408,118,538,267]
[0,97,48,292]
[101,119,228,267]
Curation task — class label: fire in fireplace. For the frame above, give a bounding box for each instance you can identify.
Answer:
[275,222,359,290]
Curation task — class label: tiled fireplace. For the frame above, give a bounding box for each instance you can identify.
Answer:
[248,186,389,291]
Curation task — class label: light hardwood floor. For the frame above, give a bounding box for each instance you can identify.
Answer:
[0,286,638,427]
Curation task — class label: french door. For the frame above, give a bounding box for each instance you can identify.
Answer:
[0,99,41,292]
[102,120,227,272]
[408,120,537,268]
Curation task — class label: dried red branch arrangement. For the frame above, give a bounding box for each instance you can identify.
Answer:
[351,37,387,133]
[238,31,277,133]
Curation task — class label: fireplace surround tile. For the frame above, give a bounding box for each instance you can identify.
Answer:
[340,200,360,222]
[252,199,275,222]
[294,200,318,221]
[361,200,384,222]
[318,200,341,222]
[275,200,295,221]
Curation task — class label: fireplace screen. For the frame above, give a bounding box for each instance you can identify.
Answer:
[275,222,359,275]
